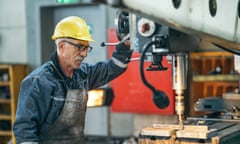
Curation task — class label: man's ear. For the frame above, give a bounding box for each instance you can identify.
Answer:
[58,41,65,52]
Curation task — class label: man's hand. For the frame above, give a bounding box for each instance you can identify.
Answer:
[113,41,133,65]
[124,40,130,48]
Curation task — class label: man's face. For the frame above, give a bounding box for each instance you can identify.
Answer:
[59,38,91,69]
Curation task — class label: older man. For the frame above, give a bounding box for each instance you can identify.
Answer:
[13,16,132,144]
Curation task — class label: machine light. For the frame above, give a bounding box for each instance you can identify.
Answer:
[87,87,114,107]
[56,0,80,3]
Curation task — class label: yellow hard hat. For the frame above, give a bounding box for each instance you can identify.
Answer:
[52,16,94,42]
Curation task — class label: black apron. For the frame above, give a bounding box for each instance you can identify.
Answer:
[39,89,88,144]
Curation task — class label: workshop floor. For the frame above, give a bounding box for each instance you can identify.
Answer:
[85,137,137,144]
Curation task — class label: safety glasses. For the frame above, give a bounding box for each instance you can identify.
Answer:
[62,40,93,53]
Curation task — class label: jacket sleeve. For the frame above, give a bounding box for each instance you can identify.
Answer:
[13,76,52,144]
[84,43,133,89]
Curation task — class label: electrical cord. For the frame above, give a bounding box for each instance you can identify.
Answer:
[140,41,156,92]
[139,41,170,109]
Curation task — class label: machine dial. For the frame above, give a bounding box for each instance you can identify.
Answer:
[137,18,156,37]
[114,10,129,41]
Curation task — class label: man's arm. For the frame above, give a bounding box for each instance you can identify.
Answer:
[13,77,52,144]
[83,43,133,89]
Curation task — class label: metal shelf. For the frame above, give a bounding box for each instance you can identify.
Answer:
[0,81,10,86]
[0,115,11,120]
[0,98,10,104]
[0,64,29,144]
[192,74,238,82]
[0,130,12,136]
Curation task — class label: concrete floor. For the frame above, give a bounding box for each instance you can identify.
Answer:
[85,136,137,144]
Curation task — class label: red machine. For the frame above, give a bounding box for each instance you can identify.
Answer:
[108,28,175,114]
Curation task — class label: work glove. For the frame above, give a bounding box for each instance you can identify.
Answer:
[112,41,133,64]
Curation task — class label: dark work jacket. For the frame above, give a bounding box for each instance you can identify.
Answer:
[13,44,132,144]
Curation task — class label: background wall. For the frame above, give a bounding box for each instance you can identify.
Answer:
[0,0,27,63]
[0,0,118,68]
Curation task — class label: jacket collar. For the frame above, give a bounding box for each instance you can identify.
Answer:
[50,51,69,80]
[50,51,87,80]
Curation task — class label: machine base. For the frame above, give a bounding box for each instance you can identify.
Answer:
[139,121,240,144]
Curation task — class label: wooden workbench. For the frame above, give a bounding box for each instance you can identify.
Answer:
[139,121,240,144]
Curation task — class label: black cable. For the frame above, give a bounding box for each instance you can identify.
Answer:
[139,41,169,109]
[139,41,156,92]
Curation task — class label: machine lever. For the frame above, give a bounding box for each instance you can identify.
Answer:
[101,33,130,47]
